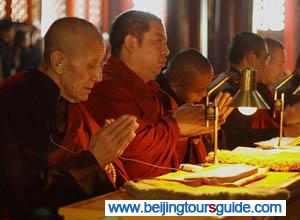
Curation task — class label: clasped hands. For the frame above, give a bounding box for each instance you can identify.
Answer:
[174,92,233,137]
[89,115,139,166]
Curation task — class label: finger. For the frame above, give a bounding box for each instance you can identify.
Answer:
[111,121,138,146]
[103,118,115,127]
[189,127,214,136]
[196,104,206,113]
[217,93,231,112]
[100,115,137,136]
[223,107,234,119]
[191,137,202,144]
[214,92,223,105]
[222,94,232,109]
[112,115,137,132]
[114,117,139,137]
[189,108,206,121]
[224,93,232,105]
[181,103,194,108]
[222,98,233,115]
[117,131,136,154]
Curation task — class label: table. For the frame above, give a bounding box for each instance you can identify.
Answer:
[59,172,300,220]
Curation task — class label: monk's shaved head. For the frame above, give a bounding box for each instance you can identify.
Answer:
[165,48,213,87]
[43,17,103,64]
[40,17,105,103]
[164,49,213,104]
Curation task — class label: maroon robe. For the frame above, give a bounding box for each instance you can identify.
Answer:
[250,85,279,129]
[84,56,183,180]
[156,83,208,164]
[250,109,279,129]
[48,103,129,187]
[0,69,117,219]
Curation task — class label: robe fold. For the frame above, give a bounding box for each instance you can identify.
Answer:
[84,56,182,179]
[250,109,279,129]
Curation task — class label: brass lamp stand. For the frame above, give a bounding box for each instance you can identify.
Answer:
[273,73,295,147]
[273,93,284,147]
[205,100,219,165]
[205,67,269,164]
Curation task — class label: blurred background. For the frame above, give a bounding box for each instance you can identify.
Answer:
[0,0,298,78]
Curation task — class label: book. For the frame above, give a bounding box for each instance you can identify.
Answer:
[255,137,300,149]
[157,164,266,187]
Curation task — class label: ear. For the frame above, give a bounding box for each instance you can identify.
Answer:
[247,51,258,67]
[123,35,140,54]
[50,51,66,75]
[169,81,181,93]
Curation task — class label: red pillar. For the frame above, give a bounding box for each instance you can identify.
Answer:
[26,0,32,24]
[5,0,11,19]
[85,0,90,20]
[101,0,109,32]
[121,0,133,11]
[284,0,296,72]
[66,0,74,16]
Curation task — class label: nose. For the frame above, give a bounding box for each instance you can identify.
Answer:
[92,67,102,83]
[162,42,169,57]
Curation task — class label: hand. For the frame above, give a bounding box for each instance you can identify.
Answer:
[89,115,139,166]
[190,136,202,145]
[214,92,233,123]
[173,104,214,137]
[284,103,300,125]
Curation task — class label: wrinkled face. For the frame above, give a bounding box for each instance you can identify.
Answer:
[133,20,169,82]
[264,48,286,85]
[61,40,105,103]
[177,70,213,104]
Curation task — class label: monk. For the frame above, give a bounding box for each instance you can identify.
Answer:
[264,38,287,87]
[217,33,297,148]
[254,38,300,137]
[277,51,300,136]
[0,17,138,220]
[156,48,232,162]
[84,10,219,180]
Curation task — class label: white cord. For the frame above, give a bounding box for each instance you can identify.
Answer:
[50,134,179,172]
[105,118,181,172]
[49,133,83,154]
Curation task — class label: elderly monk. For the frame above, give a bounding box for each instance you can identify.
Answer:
[84,10,217,180]
[156,48,232,163]
[0,17,138,220]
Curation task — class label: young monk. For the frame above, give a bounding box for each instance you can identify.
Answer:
[156,48,232,163]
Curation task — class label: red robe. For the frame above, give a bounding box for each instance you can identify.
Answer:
[84,56,182,180]
[250,86,279,129]
[156,85,208,164]
[250,109,279,129]
[48,103,129,187]
[0,69,120,218]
